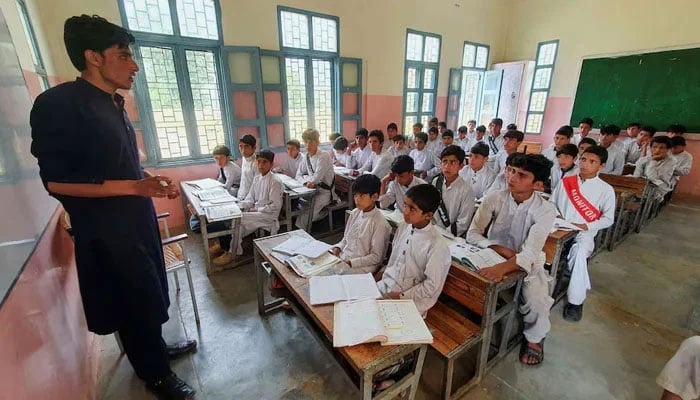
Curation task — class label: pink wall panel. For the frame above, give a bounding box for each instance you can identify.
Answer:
[232,91,258,120]
[342,119,358,137]
[263,91,283,118]
[363,94,401,132]
[342,93,358,115]
[267,123,285,148]
[435,95,447,122]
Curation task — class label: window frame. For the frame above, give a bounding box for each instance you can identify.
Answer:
[457,40,490,126]
[16,0,49,91]
[401,29,442,134]
[117,0,230,166]
[524,39,559,135]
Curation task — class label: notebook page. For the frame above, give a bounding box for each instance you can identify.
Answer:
[333,299,386,347]
[376,300,433,346]
[309,275,346,305]
[340,273,382,302]
[297,240,332,259]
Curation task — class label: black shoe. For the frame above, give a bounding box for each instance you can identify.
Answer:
[166,340,197,360]
[146,373,195,400]
[563,302,583,322]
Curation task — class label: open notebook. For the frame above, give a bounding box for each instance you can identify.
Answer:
[449,242,506,271]
[333,299,433,347]
[309,273,381,305]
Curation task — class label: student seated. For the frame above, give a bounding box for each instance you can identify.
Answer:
[350,128,372,169]
[657,336,700,400]
[426,126,444,157]
[353,130,393,179]
[388,134,410,158]
[238,134,259,200]
[213,150,284,265]
[431,145,475,237]
[328,132,342,142]
[466,153,556,365]
[572,117,594,146]
[331,175,392,274]
[380,155,426,212]
[385,122,400,150]
[455,126,468,151]
[332,136,352,167]
[550,145,616,321]
[633,136,675,201]
[623,122,641,151]
[212,144,241,196]
[666,124,686,138]
[428,117,439,130]
[542,125,574,163]
[438,121,447,134]
[598,124,625,175]
[625,126,654,164]
[670,136,693,188]
[441,129,454,147]
[377,184,451,317]
[467,124,487,150]
[506,123,518,132]
[295,128,335,229]
[487,118,505,155]
[577,137,597,159]
[485,152,519,196]
[549,143,579,193]
[490,129,524,175]
[459,142,496,200]
[410,132,441,180]
[273,139,303,178]
[411,121,423,141]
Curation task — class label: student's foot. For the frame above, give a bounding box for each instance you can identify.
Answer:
[208,243,223,257]
[166,340,197,360]
[212,252,233,266]
[563,302,583,322]
[519,339,544,365]
[146,373,195,400]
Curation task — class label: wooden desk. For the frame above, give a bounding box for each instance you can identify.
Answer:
[254,231,427,400]
[335,172,357,209]
[180,182,242,275]
[281,188,317,233]
[543,229,578,297]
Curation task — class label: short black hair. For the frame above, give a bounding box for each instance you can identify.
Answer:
[414,132,428,143]
[476,125,486,133]
[352,174,381,196]
[429,117,439,124]
[413,122,424,129]
[627,122,641,129]
[391,155,415,174]
[506,123,517,131]
[64,15,135,71]
[506,152,520,166]
[355,128,369,138]
[286,139,301,149]
[582,145,608,164]
[212,145,231,157]
[442,129,454,138]
[504,130,524,142]
[556,143,579,158]
[470,142,490,157]
[579,137,597,147]
[428,126,439,134]
[667,124,687,135]
[509,153,552,183]
[555,125,574,138]
[670,136,687,147]
[387,122,398,131]
[333,136,349,150]
[600,124,620,136]
[457,125,468,133]
[392,134,406,142]
[438,121,447,128]
[468,120,477,125]
[240,134,256,147]
[579,117,594,126]
[641,125,657,136]
[491,118,503,126]
[440,145,466,163]
[405,184,441,214]
[255,149,275,163]
[369,129,384,143]
[651,136,671,148]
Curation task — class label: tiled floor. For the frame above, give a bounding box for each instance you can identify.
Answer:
[97,201,700,399]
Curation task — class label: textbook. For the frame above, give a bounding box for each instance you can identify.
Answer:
[333,299,433,347]
[287,253,340,278]
[380,209,404,226]
[203,203,242,222]
[333,166,351,175]
[448,242,506,271]
[196,187,234,202]
[186,178,223,190]
[553,217,583,231]
[274,173,303,189]
[309,273,381,305]
[272,236,332,259]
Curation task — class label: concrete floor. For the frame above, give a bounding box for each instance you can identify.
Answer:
[96,201,700,400]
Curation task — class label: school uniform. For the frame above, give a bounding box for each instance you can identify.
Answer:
[431,175,476,237]
[489,149,510,175]
[600,142,625,175]
[485,172,508,196]
[625,142,649,164]
[233,172,284,254]
[542,144,557,163]
[656,336,700,400]
[549,165,579,193]
[454,137,470,152]
[426,138,445,158]
[572,133,591,146]
[238,154,259,200]
[486,133,505,155]
[295,150,335,229]
[467,189,557,344]
[278,153,304,178]
[459,165,497,200]
[379,176,426,212]
[409,148,441,179]
[351,145,372,169]
[358,149,393,179]
[550,175,616,305]
[331,149,352,168]
[218,160,242,196]
[377,222,451,317]
[672,150,693,187]
[388,146,410,158]
[633,155,676,201]
[333,207,392,274]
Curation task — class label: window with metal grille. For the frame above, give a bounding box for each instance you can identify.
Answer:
[402,30,441,134]
[524,40,559,134]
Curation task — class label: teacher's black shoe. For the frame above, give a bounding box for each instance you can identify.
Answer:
[146,373,195,400]
[563,302,583,322]
[167,340,197,360]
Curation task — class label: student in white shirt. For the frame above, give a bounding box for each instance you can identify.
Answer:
[623,122,640,151]
[598,124,625,175]
[549,144,579,193]
[459,142,497,200]
[380,155,427,213]
[237,134,259,200]
[465,124,487,152]
[213,150,284,265]
[490,130,524,175]
[410,132,441,180]
[577,137,597,160]
[657,336,700,400]
[295,128,335,229]
[388,134,410,158]
[377,184,451,317]
[625,126,654,164]
[350,128,372,169]
[550,145,616,321]
[486,118,505,155]
[485,152,519,197]
[331,174,391,275]
[634,136,676,201]
[467,153,556,366]
[426,126,444,158]
[441,129,456,149]
[273,139,303,178]
[212,144,241,196]
[331,136,352,167]
[455,125,470,151]
[353,130,393,179]
[667,124,687,138]
[438,121,447,135]
[384,122,399,151]
[670,136,693,188]
[431,145,475,237]
[542,125,574,163]
[572,117,594,146]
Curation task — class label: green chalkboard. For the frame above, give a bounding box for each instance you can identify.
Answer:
[570,48,700,132]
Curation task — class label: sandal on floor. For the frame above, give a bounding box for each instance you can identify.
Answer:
[519,339,544,365]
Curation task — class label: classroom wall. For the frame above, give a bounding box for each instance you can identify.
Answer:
[503,0,700,196]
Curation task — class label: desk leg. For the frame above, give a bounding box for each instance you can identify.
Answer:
[548,242,565,296]
[306,194,316,233]
[230,217,240,263]
[254,248,265,316]
[360,371,373,400]
[499,278,523,356]
[199,215,213,275]
[407,345,427,400]
[285,196,292,232]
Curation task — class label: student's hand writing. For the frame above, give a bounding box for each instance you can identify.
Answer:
[572,223,588,231]
[386,291,401,299]
[478,265,507,282]
[134,176,178,198]
[489,244,516,259]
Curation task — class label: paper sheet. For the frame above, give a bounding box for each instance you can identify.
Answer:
[449,242,505,270]
[287,253,339,277]
[186,178,223,190]
[333,299,386,347]
[333,166,351,175]
[197,187,233,201]
[204,203,241,222]
[309,273,381,305]
[377,300,433,345]
[380,209,404,226]
[553,217,583,231]
[274,173,303,189]
[297,240,332,259]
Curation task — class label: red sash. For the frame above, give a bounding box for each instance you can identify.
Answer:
[561,175,601,223]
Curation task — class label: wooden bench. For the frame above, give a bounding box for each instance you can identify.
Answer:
[599,174,649,249]
[518,141,542,154]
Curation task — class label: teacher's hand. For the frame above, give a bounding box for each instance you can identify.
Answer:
[134,176,179,198]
